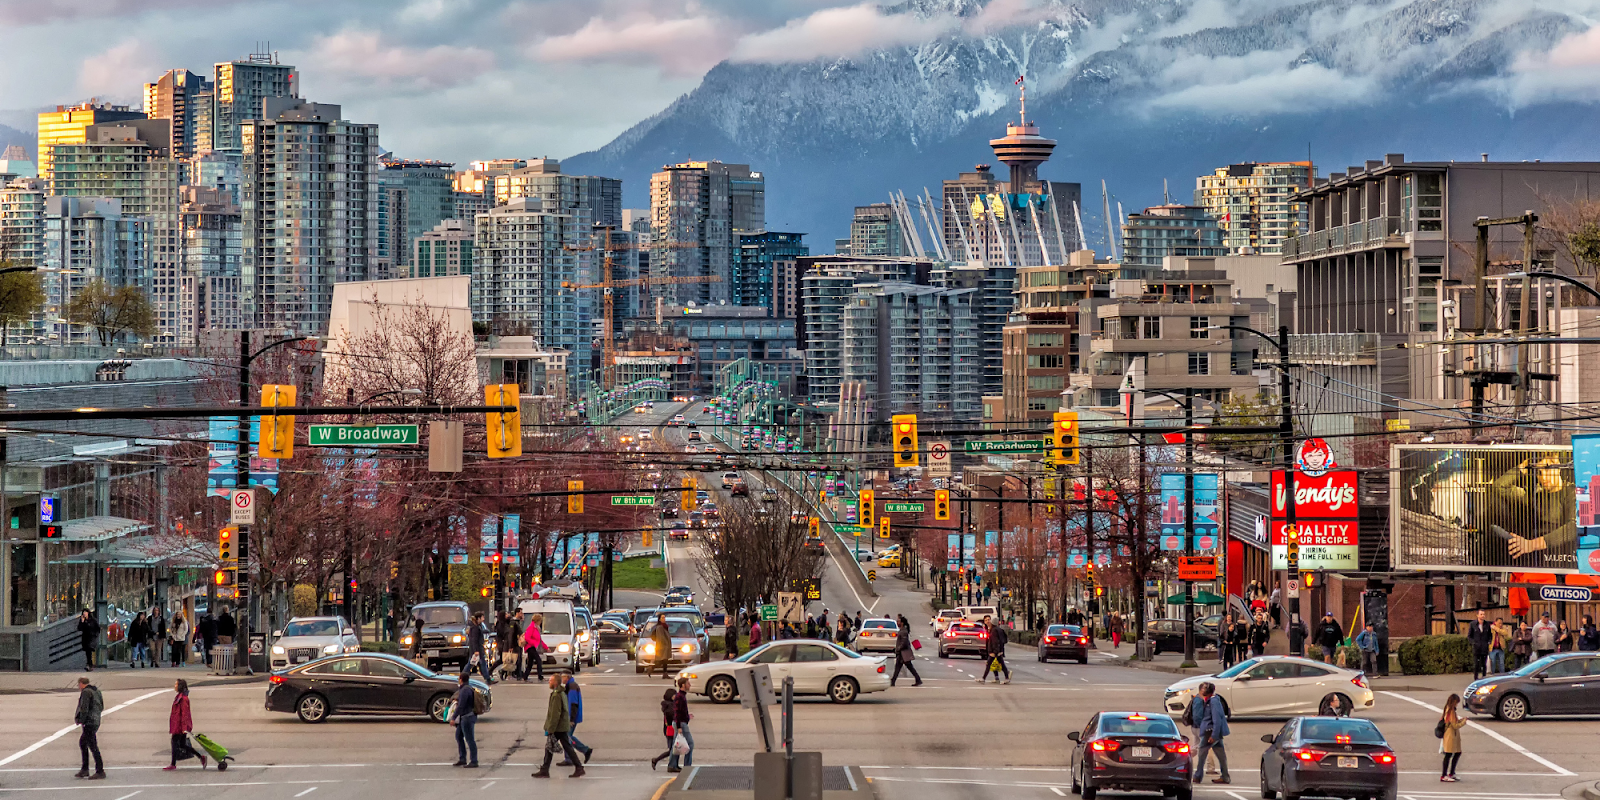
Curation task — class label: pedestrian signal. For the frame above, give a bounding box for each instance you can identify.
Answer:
[891,414,919,468]
[934,489,951,520]
[214,568,235,587]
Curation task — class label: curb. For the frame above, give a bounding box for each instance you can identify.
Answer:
[0,674,266,695]
[1581,781,1600,800]
[1110,657,1209,677]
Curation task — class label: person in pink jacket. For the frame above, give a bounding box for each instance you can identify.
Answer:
[521,614,545,681]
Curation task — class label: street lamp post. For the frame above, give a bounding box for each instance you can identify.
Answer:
[1146,387,1199,664]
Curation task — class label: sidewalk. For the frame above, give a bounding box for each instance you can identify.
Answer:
[0,662,264,694]
[1091,639,1476,692]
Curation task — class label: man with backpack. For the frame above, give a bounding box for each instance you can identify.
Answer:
[1190,682,1231,785]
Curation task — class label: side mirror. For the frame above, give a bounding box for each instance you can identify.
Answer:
[1235,675,1251,681]
[272,630,282,639]
[1067,731,1081,742]
[404,673,416,683]
[1261,734,1276,744]
[343,628,355,636]
[1535,674,1546,683]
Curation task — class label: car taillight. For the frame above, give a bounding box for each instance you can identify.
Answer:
[1371,751,1396,765]
[1163,741,1191,754]
[1351,674,1368,689]
[1043,636,1056,644]
[877,665,885,673]
[1290,748,1325,762]
[1089,739,1121,752]
[1078,637,1088,645]
[269,675,286,684]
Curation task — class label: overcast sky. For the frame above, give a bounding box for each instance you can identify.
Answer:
[0,0,938,164]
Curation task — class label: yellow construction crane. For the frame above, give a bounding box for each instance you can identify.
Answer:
[563,227,718,387]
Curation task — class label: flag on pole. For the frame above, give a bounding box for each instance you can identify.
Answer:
[1014,75,1025,85]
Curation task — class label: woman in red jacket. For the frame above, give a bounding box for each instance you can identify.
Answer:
[164,679,206,770]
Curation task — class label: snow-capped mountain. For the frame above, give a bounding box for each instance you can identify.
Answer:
[565,0,1600,250]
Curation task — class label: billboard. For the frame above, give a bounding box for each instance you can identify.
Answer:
[1393,444,1575,572]
[1573,436,1600,575]
[1158,473,1219,550]
[1271,520,1359,570]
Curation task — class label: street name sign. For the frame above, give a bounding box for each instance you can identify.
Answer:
[885,502,924,513]
[964,439,1045,453]
[308,424,420,446]
[610,496,655,506]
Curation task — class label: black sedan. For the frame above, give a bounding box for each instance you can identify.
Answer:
[1259,716,1396,800]
[1039,624,1090,664]
[266,653,491,724]
[1463,652,1600,721]
[1145,618,1219,654]
[1068,712,1192,800]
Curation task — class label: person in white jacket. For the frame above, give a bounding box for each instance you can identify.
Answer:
[1531,612,1559,660]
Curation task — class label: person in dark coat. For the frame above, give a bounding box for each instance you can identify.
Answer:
[74,676,104,779]
[664,678,693,772]
[197,611,218,666]
[647,614,672,679]
[450,673,478,768]
[1248,614,1270,657]
[557,674,594,765]
[465,612,490,682]
[128,612,151,668]
[76,609,100,671]
[890,614,922,687]
[408,615,424,660]
[1314,612,1343,662]
[165,679,205,770]
[978,616,1010,684]
[533,674,584,778]
[651,687,677,770]
[216,606,237,645]
[1467,610,1493,679]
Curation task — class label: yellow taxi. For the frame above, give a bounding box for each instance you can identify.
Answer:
[877,553,901,568]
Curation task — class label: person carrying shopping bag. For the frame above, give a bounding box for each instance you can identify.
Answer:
[651,687,677,771]
[165,679,207,770]
[521,614,546,681]
[1437,693,1466,782]
[890,614,922,687]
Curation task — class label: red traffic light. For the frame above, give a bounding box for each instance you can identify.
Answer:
[490,552,502,564]
[348,579,358,591]
[479,586,491,597]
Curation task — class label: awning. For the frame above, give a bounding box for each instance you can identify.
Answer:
[1167,591,1227,605]
[56,534,213,569]
[61,516,152,542]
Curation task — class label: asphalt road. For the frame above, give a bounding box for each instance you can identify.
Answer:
[3,402,1593,799]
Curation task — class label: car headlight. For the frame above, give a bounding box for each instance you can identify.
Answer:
[322,644,340,655]
[579,631,591,642]
[1476,684,1496,695]
[680,643,695,653]
[683,672,697,680]
[557,643,571,653]
[401,635,413,646]
[643,642,656,655]
[271,645,285,655]
[451,634,464,644]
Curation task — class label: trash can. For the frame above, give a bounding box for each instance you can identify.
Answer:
[211,646,236,675]
[1136,638,1157,662]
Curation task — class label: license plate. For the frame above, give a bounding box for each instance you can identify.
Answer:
[427,650,439,658]
[1337,757,1357,768]
[293,656,308,664]
[1131,747,1154,759]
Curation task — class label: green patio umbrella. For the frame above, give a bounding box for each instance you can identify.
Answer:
[1166,591,1226,605]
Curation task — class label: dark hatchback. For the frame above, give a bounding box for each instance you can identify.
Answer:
[1464,652,1600,721]
[266,652,491,724]
[1039,624,1090,664]
[1259,716,1396,800]
[1068,712,1192,800]
[1145,619,1219,654]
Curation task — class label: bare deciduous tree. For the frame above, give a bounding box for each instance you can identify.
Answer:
[692,491,825,618]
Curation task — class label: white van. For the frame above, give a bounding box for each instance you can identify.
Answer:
[518,597,581,671]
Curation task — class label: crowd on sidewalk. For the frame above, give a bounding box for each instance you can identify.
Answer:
[74,605,241,671]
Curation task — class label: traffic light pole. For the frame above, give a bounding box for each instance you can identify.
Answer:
[1183,387,1196,665]
[234,330,252,675]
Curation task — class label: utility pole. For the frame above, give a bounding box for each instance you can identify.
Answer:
[235,330,252,674]
[1182,387,1196,664]
[1278,325,1296,632]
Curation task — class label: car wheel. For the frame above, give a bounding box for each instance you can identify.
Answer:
[1038,651,1047,662]
[938,647,948,658]
[1081,779,1098,800]
[428,693,453,723]
[635,663,645,674]
[1379,786,1397,800]
[1318,693,1352,717]
[1497,693,1528,722]
[1070,763,1081,794]
[1152,642,1162,655]
[296,693,329,724]
[828,676,859,704]
[1174,787,1193,800]
[1259,763,1276,799]
[707,676,738,704]
[1280,770,1299,800]
[1078,655,1089,665]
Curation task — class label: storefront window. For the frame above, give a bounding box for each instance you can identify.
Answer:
[8,542,36,626]
[43,540,96,625]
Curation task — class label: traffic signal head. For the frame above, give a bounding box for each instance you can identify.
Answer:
[214,569,234,587]
[808,517,820,537]
[880,516,890,538]
[480,586,492,598]
[1301,570,1315,589]
[858,489,875,527]
[218,527,235,563]
[934,489,951,520]
[682,478,697,510]
[485,384,523,458]
[258,384,297,459]
[1285,524,1300,569]
[891,414,919,468]
[1053,411,1079,466]
[567,479,584,514]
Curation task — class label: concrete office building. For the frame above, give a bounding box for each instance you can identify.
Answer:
[849,204,907,258]
[212,52,298,153]
[1195,162,1313,256]
[240,99,379,334]
[143,69,213,159]
[797,256,940,405]
[180,185,243,332]
[1002,250,1118,425]
[734,231,808,318]
[412,219,474,279]
[35,102,145,183]
[377,158,456,274]
[473,198,589,388]
[1121,205,1226,272]
[0,178,47,269]
[43,197,150,344]
[842,283,982,421]
[650,161,765,306]
[49,120,184,342]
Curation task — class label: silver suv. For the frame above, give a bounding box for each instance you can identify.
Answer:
[270,616,360,670]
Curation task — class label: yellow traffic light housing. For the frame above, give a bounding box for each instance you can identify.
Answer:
[485,384,523,458]
[858,489,875,528]
[891,414,919,468]
[808,517,820,537]
[879,516,890,539]
[258,384,296,459]
[1053,411,1079,466]
[218,526,236,564]
[933,489,951,520]
[567,480,584,514]
[682,477,697,510]
[1285,524,1300,571]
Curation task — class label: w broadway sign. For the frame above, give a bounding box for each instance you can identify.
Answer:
[308,424,420,446]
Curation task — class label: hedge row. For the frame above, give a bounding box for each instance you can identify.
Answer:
[1396,634,1475,675]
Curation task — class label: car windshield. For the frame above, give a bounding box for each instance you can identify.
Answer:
[1101,716,1178,735]
[1299,718,1384,744]
[415,607,466,625]
[1512,654,1564,676]
[646,620,694,638]
[528,614,572,633]
[1215,657,1262,679]
[283,620,341,637]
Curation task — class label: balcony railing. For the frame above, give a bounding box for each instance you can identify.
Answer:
[1283,216,1405,260]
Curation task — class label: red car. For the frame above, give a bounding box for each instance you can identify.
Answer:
[938,621,989,659]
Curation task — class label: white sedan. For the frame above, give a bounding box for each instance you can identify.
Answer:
[1163,656,1375,718]
[853,618,900,653]
[678,640,890,704]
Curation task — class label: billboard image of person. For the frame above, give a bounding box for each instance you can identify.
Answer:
[1393,445,1574,571]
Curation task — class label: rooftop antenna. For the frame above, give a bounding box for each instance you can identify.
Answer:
[1016,75,1026,124]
